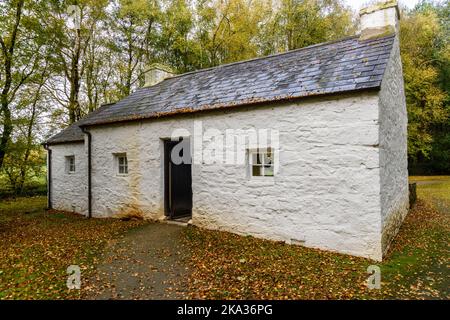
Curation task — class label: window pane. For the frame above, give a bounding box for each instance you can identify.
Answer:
[264,152,273,165]
[264,165,274,176]
[67,156,75,172]
[252,152,261,164]
[117,155,128,174]
[252,165,261,176]
[249,149,274,177]
[256,153,262,164]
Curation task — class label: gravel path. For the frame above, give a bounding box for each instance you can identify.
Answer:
[83,223,189,300]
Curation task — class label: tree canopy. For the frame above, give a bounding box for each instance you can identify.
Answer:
[401,1,450,173]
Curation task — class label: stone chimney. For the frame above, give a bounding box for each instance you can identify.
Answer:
[359,1,400,41]
[143,63,175,87]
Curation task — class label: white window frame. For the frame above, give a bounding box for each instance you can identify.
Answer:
[65,156,75,173]
[249,148,275,177]
[114,153,128,175]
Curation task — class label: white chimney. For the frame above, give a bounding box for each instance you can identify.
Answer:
[359,1,400,41]
[143,63,175,87]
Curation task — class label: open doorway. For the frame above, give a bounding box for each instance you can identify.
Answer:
[163,138,192,220]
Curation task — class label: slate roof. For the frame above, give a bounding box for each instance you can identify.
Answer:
[44,123,84,145]
[46,34,395,144]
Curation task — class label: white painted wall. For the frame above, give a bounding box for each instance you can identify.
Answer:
[85,92,383,260]
[49,142,88,215]
[378,35,409,253]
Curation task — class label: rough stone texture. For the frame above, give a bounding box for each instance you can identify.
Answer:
[49,142,88,215]
[378,35,409,254]
[85,92,382,260]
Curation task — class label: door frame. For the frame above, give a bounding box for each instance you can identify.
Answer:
[163,137,192,219]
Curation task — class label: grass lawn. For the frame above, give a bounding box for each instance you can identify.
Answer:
[410,176,450,215]
[0,197,146,299]
[183,176,450,299]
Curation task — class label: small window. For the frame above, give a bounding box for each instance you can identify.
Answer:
[249,148,274,177]
[66,156,75,173]
[115,154,128,174]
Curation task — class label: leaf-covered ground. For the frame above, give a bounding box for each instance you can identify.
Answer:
[0,197,146,299]
[0,176,448,299]
[182,176,449,299]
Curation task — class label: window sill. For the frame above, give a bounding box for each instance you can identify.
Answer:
[116,173,129,177]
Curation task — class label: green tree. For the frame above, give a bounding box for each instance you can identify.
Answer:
[400,5,449,171]
[195,0,273,67]
[2,66,48,195]
[277,0,355,51]
[0,0,50,169]
[44,0,108,123]
[108,0,161,97]
[157,0,197,72]
[428,0,450,173]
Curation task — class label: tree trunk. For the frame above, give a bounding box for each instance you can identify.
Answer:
[0,0,24,169]
[18,77,44,194]
[68,28,82,123]
[124,19,134,97]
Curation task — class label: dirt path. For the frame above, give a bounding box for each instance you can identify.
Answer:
[83,223,189,300]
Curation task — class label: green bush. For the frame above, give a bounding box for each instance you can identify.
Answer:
[0,178,47,199]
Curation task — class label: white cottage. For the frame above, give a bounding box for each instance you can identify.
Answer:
[44,2,409,261]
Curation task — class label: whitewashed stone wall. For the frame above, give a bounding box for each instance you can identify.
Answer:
[49,142,88,215]
[378,35,409,254]
[87,92,383,260]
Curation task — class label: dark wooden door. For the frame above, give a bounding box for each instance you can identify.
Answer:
[164,139,192,218]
